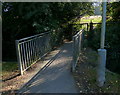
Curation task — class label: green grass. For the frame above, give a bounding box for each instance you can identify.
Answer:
[73,48,120,93]
[74,16,102,24]
[80,18,101,23]
[1,62,18,80]
[88,68,120,93]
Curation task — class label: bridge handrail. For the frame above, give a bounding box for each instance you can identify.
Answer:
[72,29,84,72]
[15,32,52,75]
[17,32,51,42]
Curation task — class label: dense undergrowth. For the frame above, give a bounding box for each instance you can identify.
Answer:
[87,21,120,74]
[73,48,120,93]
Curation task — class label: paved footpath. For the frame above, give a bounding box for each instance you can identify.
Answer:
[19,42,79,93]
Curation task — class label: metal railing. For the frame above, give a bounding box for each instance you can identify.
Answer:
[15,32,52,75]
[72,29,84,72]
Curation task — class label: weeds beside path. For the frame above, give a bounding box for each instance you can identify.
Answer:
[73,48,120,93]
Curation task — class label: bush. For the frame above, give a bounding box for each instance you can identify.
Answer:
[87,22,120,74]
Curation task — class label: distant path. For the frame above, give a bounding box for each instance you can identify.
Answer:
[19,42,78,93]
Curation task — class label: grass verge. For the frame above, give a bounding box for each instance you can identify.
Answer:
[73,48,120,93]
[1,62,19,81]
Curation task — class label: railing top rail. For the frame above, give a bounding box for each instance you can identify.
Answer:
[72,23,88,25]
[73,29,84,38]
[72,22,120,25]
[16,31,51,42]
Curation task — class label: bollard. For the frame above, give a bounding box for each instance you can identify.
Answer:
[97,49,107,87]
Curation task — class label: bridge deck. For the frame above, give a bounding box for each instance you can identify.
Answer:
[19,42,78,93]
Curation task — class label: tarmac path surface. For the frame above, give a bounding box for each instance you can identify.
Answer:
[19,42,78,93]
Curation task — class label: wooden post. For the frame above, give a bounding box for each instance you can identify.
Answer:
[87,23,89,32]
[90,21,93,32]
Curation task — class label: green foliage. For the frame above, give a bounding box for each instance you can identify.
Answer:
[2,62,18,72]
[2,2,93,61]
[2,62,18,80]
[107,2,120,20]
[87,21,120,74]
[105,22,120,74]
[50,28,64,47]
[102,3,120,74]
[86,2,120,74]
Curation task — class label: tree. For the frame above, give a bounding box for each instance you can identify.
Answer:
[88,2,120,74]
[2,2,93,61]
[107,2,120,20]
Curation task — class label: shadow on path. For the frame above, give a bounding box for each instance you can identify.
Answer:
[18,42,78,93]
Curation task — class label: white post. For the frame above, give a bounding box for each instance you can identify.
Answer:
[97,1,107,87]
[101,1,107,49]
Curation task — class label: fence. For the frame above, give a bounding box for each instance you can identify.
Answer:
[72,29,84,72]
[15,32,53,75]
[72,23,88,34]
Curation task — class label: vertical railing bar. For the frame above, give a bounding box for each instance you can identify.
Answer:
[41,36,44,56]
[29,40,32,65]
[72,29,84,72]
[36,37,38,59]
[76,36,78,66]
[20,43,25,71]
[39,37,42,56]
[15,32,54,75]
[32,39,35,62]
[23,43,27,70]
[45,34,48,53]
[47,34,49,52]
[38,37,41,57]
[35,38,38,60]
[15,40,23,75]
[33,39,35,61]
[48,33,50,51]
[24,42,28,67]
[79,34,81,54]
[39,38,42,57]
[42,36,45,54]
[72,36,75,72]
[37,37,39,59]
[79,34,80,54]
[31,40,34,63]
[74,37,76,69]
[35,38,37,60]
[24,42,29,68]
[27,41,30,66]
[49,33,51,51]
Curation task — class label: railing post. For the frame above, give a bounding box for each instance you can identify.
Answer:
[78,33,81,55]
[15,40,23,75]
[72,36,76,72]
[15,32,54,75]
[72,30,84,72]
